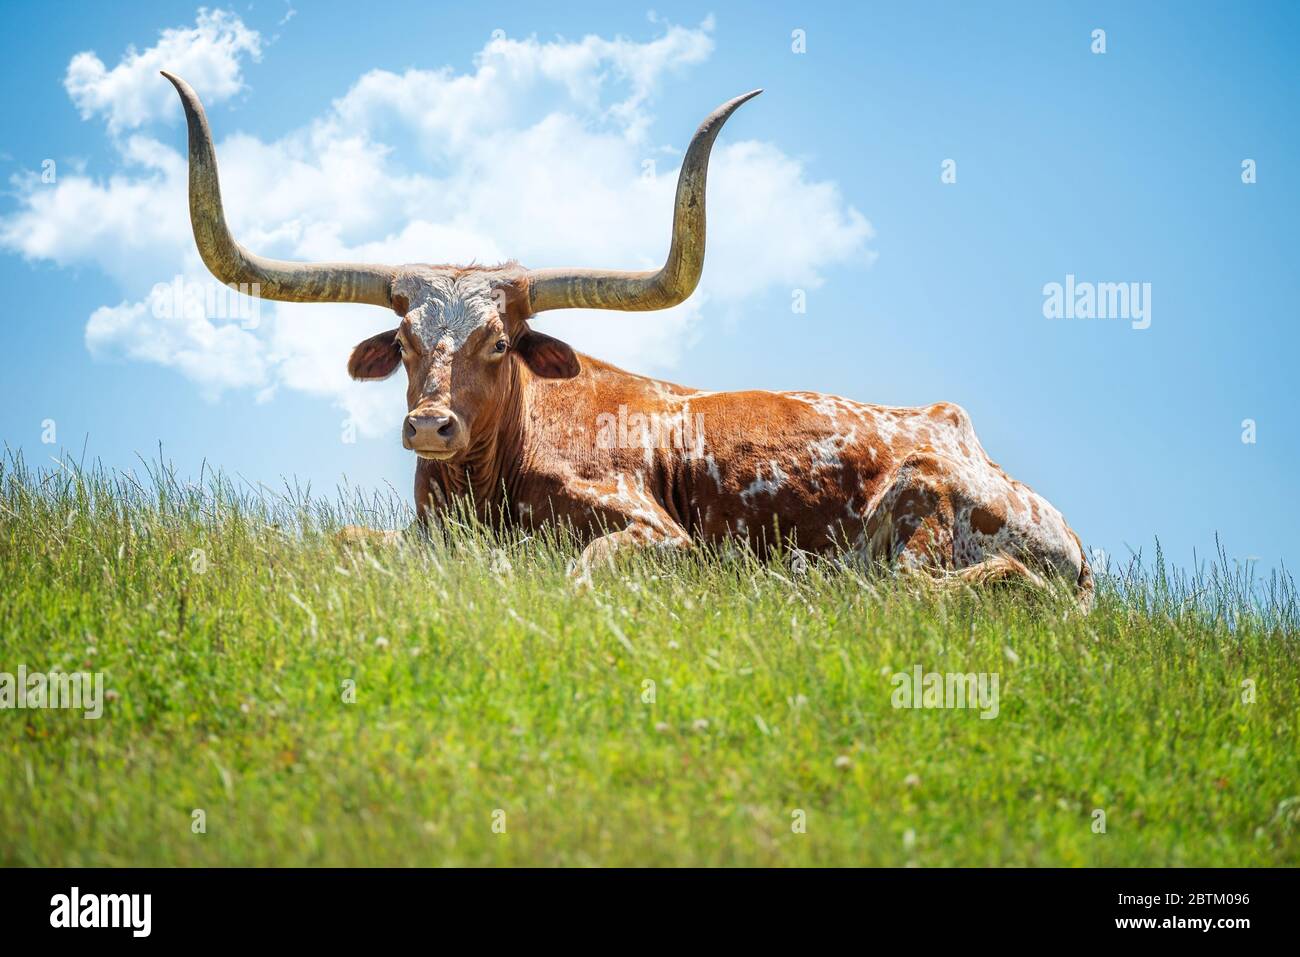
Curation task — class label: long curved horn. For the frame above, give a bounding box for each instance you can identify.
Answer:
[526,89,761,314]
[162,71,395,307]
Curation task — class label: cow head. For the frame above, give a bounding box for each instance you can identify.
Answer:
[162,70,758,461]
[346,268,578,459]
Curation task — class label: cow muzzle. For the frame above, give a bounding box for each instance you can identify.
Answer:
[403,409,467,459]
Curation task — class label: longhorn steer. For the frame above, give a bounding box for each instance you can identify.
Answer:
[164,72,1093,608]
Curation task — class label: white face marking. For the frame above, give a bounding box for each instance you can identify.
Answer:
[393,268,507,353]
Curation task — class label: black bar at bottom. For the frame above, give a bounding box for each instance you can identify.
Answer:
[0,867,1291,943]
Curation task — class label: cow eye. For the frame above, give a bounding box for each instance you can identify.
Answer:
[493,338,509,354]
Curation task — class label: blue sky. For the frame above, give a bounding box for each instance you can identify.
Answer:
[1,1,1297,573]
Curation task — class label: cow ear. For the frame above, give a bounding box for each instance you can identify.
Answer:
[348,328,402,380]
[514,330,579,379]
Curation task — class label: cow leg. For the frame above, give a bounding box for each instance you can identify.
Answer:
[953,554,1044,588]
[864,450,1090,607]
[336,461,444,548]
[574,523,691,578]
[863,451,958,571]
[864,450,1036,578]
[335,525,409,547]
[562,474,692,583]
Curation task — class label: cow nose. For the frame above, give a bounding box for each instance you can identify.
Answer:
[404,411,463,451]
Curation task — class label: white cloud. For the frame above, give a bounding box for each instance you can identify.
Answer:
[328,22,715,150]
[86,291,268,399]
[2,11,873,438]
[65,8,261,133]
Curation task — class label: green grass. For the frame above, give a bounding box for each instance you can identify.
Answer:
[1,450,1297,866]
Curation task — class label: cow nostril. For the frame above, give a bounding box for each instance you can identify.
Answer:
[437,418,457,439]
[404,419,417,441]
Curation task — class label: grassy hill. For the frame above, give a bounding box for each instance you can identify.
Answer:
[2,452,1297,866]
